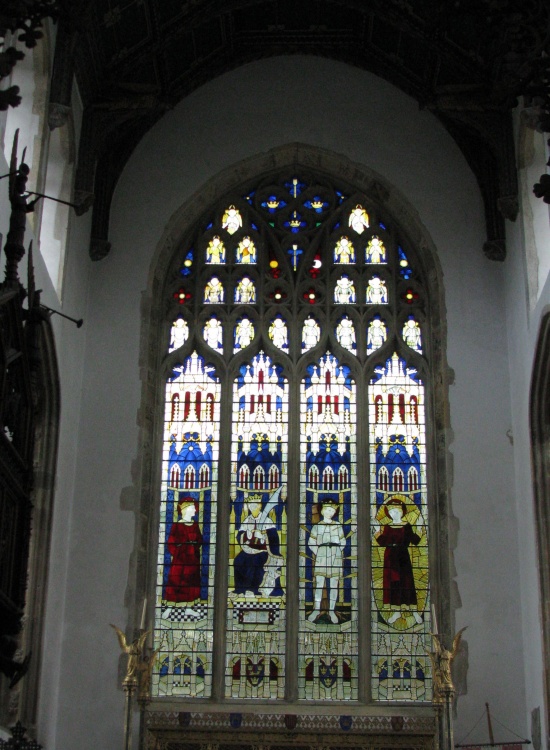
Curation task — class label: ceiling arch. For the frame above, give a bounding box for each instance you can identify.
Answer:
[54,0,547,259]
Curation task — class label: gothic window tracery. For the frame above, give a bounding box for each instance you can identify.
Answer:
[154,172,435,704]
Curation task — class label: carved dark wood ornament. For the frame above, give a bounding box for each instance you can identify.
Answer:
[0,140,59,729]
[0,1,60,111]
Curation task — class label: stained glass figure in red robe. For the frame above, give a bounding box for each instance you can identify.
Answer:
[164,497,203,605]
[375,496,423,625]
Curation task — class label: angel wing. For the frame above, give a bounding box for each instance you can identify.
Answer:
[428,633,442,657]
[110,624,129,653]
[137,630,150,652]
[451,626,467,662]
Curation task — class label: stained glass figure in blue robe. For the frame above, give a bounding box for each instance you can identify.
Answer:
[233,487,284,597]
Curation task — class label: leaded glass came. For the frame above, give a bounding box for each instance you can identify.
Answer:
[154,173,434,704]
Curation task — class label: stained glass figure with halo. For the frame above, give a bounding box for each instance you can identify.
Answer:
[403,316,422,352]
[234,317,254,351]
[302,317,321,351]
[334,236,355,264]
[236,236,257,264]
[366,275,387,304]
[369,353,431,701]
[235,277,256,304]
[206,236,226,264]
[204,277,224,303]
[169,318,189,352]
[203,317,223,351]
[348,205,369,234]
[336,316,356,352]
[269,316,289,351]
[334,275,355,304]
[366,236,387,264]
[222,205,242,234]
[367,315,387,353]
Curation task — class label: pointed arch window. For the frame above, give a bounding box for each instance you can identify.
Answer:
[153,173,437,704]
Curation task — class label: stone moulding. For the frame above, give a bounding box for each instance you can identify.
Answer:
[144,711,436,750]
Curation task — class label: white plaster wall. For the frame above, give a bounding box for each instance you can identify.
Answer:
[0,79,91,745]
[500,109,550,750]
[42,56,529,748]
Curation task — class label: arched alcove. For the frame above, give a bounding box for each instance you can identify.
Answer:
[120,144,456,745]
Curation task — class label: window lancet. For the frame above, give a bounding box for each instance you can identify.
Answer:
[153,173,434,703]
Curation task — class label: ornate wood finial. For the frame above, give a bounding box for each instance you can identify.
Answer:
[2,131,40,290]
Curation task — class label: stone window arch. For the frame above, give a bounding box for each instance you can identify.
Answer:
[131,146,452,716]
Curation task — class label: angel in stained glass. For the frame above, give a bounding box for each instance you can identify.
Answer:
[307,496,346,624]
[204,317,223,350]
[204,276,224,303]
[269,317,288,350]
[366,275,387,304]
[232,488,284,598]
[169,318,189,352]
[235,317,254,350]
[366,236,386,264]
[334,236,355,264]
[235,277,256,303]
[336,316,355,351]
[236,236,256,263]
[403,317,422,351]
[302,317,321,351]
[222,205,242,234]
[367,315,387,352]
[334,275,355,304]
[373,495,424,625]
[206,235,225,264]
[348,205,369,234]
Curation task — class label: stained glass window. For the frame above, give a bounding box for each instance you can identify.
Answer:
[369,354,429,700]
[154,353,220,697]
[226,353,288,698]
[299,354,358,699]
[154,173,434,705]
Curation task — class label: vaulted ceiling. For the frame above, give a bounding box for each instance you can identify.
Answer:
[47,0,548,259]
